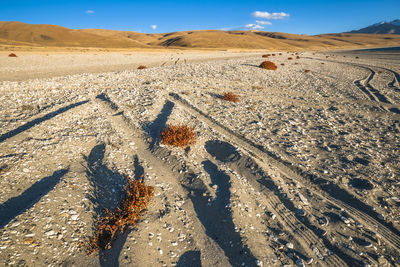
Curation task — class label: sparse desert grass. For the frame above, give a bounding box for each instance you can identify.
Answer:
[259,61,278,70]
[222,92,240,102]
[85,176,154,255]
[251,85,264,90]
[161,125,197,147]
[8,53,17,57]
[137,65,147,69]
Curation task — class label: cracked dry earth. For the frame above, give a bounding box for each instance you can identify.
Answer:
[0,51,399,267]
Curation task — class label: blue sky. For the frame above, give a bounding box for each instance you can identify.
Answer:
[1,0,399,34]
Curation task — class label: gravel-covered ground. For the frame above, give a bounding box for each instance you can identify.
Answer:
[0,50,399,267]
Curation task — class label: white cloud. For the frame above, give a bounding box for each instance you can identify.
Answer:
[256,20,272,25]
[85,10,95,14]
[252,11,289,20]
[245,24,264,30]
[151,25,157,30]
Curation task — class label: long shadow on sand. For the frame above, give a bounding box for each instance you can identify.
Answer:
[0,169,68,229]
[177,250,201,267]
[0,100,89,143]
[205,140,361,266]
[85,143,132,267]
[143,100,174,150]
[182,159,257,266]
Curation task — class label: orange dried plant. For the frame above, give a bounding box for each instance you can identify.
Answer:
[160,125,197,147]
[222,92,240,103]
[259,61,278,70]
[8,53,17,57]
[85,176,154,255]
[137,65,147,69]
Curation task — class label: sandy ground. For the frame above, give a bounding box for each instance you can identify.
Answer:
[0,50,400,267]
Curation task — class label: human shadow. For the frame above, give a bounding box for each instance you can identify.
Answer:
[205,140,360,266]
[0,100,89,143]
[143,100,174,150]
[181,159,257,266]
[177,250,201,267]
[85,144,136,266]
[0,169,68,229]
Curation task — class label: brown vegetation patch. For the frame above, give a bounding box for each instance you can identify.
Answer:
[262,54,270,58]
[305,69,310,73]
[161,125,197,147]
[8,53,17,57]
[296,56,300,59]
[259,61,278,70]
[288,57,293,60]
[137,65,147,69]
[222,92,240,103]
[321,62,325,64]
[281,63,285,66]
[85,177,154,255]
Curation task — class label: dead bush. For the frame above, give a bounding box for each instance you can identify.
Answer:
[259,61,278,70]
[137,65,147,69]
[288,57,293,60]
[85,176,154,255]
[8,53,17,57]
[305,69,310,73]
[161,125,197,147]
[281,63,285,66]
[296,56,300,59]
[262,54,270,58]
[222,92,240,103]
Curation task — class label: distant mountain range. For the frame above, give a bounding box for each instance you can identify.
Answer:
[1,21,400,50]
[348,19,400,34]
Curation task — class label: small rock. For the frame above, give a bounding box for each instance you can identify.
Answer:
[71,214,79,221]
[45,230,55,236]
[23,237,34,245]
[286,242,294,249]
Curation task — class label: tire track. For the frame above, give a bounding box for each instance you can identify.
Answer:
[95,92,348,265]
[205,151,350,266]
[305,57,400,114]
[168,92,400,254]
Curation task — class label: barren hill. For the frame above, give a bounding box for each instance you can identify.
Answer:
[1,21,400,50]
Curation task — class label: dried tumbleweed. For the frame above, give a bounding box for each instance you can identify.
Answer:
[161,125,197,147]
[222,92,240,103]
[85,176,154,255]
[259,61,278,70]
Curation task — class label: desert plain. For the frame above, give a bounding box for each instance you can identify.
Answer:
[0,45,400,267]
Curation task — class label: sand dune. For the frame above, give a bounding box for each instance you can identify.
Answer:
[1,21,400,50]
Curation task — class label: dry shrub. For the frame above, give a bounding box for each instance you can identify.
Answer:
[326,56,329,58]
[305,69,310,73]
[85,177,154,255]
[288,57,293,60]
[279,53,282,55]
[296,56,300,59]
[8,53,17,57]
[137,65,146,69]
[259,61,278,70]
[222,92,240,103]
[161,125,197,147]
[294,62,298,65]
[281,63,285,66]
[355,56,359,59]
[271,53,276,56]
[262,54,270,58]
